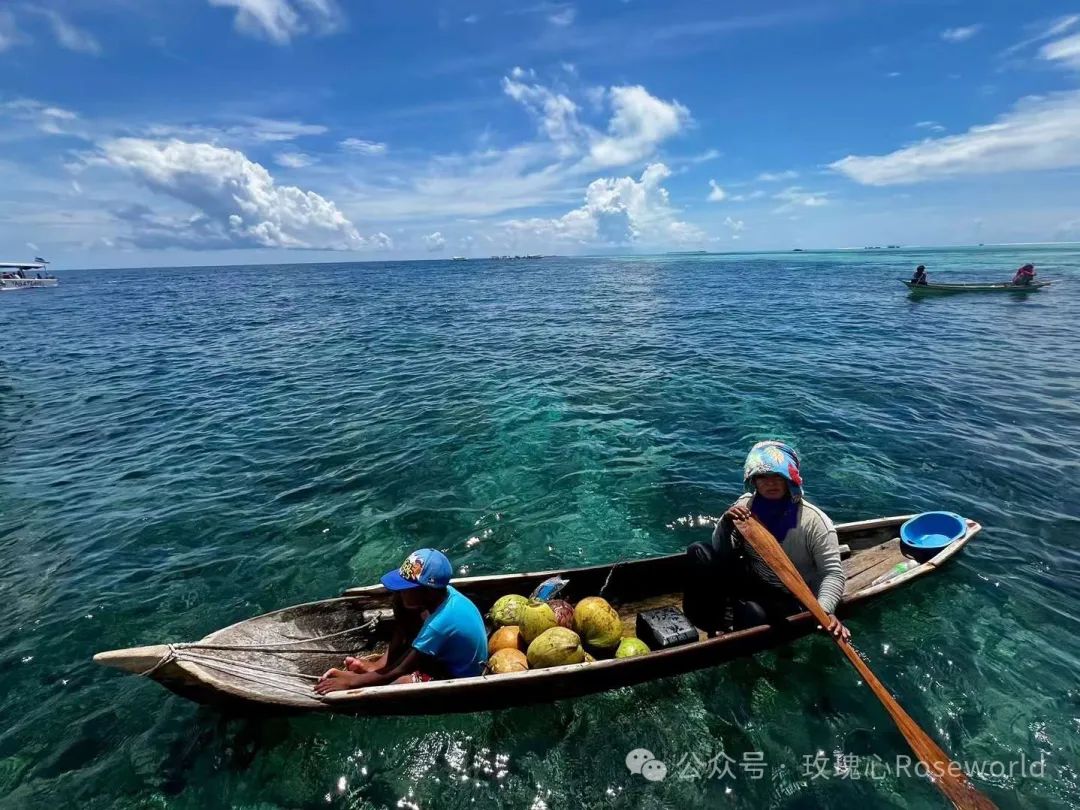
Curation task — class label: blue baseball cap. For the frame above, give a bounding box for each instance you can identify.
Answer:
[380,548,453,591]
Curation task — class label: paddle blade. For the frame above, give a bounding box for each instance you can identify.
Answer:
[734,516,997,810]
[837,642,997,809]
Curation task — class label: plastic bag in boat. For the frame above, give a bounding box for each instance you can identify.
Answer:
[529,576,569,602]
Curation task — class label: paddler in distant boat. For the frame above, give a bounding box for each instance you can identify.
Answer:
[1011,263,1036,286]
[910,264,928,285]
[314,549,488,694]
[683,441,850,641]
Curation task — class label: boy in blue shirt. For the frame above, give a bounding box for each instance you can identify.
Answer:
[315,549,488,695]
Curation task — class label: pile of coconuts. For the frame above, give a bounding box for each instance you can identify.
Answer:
[485,593,650,674]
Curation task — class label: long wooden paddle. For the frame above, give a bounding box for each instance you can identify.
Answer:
[734,515,996,810]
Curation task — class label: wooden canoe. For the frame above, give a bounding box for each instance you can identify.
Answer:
[902,279,1052,294]
[94,514,981,716]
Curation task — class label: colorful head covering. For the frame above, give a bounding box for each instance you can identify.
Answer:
[380,548,453,591]
[743,440,803,502]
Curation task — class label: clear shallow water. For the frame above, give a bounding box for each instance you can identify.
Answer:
[1,247,1078,809]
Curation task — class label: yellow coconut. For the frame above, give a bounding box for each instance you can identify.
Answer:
[573,596,623,651]
[520,600,558,644]
[488,648,529,674]
[526,627,586,669]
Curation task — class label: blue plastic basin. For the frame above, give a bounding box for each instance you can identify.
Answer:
[900,512,967,562]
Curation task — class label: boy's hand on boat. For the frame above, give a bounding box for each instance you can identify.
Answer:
[822,615,851,643]
[726,505,752,523]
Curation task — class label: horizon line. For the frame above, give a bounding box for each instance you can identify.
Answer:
[45,240,1080,272]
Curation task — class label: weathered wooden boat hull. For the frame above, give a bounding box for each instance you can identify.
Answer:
[94,514,981,716]
[902,280,1051,294]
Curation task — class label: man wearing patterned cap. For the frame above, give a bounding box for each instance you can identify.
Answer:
[683,441,849,641]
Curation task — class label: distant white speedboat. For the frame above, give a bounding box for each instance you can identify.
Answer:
[0,259,57,290]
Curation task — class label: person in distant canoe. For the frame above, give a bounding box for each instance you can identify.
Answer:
[910,264,928,285]
[683,441,850,641]
[1011,263,1036,286]
[314,548,487,695]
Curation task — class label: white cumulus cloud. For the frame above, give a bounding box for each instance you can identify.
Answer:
[97,138,386,250]
[502,74,689,168]
[502,74,585,157]
[723,216,745,232]
[942,25,982,43]
[588,85,690,168]
[830,90,1080,185]
[207,0,344,44]
[422,231,446,251]
[504,162,704,246]
[707,180,726,202]
[340,137,388,156]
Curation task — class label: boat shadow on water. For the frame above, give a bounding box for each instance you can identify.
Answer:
[905,287,1055,306]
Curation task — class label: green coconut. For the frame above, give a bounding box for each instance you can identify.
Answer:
[489,594,529,627]
[520,600,558,644]
[573,596,623,651]
[526,627,586,669]
[615,637,651,658]
[488,648,529,674]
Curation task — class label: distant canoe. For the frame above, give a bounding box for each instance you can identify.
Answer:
[94,514,981,717]
[903,280,1052,294]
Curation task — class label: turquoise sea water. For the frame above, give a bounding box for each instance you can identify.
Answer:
[1,247,1078,809]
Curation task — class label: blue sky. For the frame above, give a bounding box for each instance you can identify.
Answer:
[2,0,1080,267]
